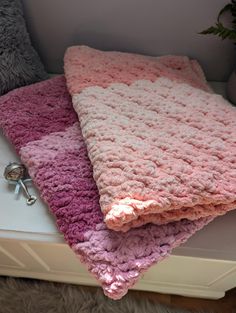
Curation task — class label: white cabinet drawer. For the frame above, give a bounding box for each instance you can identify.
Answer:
[0,238,235,299]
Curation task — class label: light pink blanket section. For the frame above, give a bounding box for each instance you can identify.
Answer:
[64,46,236,232]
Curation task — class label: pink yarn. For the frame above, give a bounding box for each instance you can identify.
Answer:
[0,76,212,299]
[64,46,236,232]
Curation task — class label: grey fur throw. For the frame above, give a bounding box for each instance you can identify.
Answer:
[0,0,48,95]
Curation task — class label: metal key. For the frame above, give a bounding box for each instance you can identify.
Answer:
[4,162,37,205]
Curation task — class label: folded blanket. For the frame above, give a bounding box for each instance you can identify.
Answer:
[0,76,212,299]
[64,46,236,232]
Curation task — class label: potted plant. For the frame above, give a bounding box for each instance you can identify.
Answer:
[200,0,236,104]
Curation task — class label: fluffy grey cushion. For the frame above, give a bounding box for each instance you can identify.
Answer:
[0,0,48,95]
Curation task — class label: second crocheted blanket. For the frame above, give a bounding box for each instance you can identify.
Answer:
[0,76,211,300]
[64,46,236,232]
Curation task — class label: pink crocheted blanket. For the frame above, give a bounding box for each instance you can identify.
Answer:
[64,46,236,232]
[0,76,212,299]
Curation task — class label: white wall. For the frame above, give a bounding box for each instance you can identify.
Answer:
[22,0,235,81]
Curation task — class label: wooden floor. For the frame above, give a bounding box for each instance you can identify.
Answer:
[130,288,236,313]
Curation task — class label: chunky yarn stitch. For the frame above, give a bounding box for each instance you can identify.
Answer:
[64,46,236,232]
[0,76,212,299]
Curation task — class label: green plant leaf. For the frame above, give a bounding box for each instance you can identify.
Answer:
[200,1,236,43]
[199,26,218,35]
[200,22,236,41]
[217,3,233,22]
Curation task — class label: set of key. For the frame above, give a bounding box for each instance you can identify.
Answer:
[4,162,37,205]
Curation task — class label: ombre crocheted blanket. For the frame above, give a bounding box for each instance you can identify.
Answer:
[64,46,236,232]
[1,47,236,299]
[0,76,213,299]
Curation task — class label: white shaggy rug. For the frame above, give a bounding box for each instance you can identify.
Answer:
[0,276,210,313]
